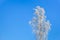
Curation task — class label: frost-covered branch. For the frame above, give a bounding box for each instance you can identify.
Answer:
[29,6,51,40]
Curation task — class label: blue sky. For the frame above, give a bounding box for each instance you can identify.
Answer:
[0,0,60,40]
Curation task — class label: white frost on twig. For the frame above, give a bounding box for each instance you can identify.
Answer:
[29,6,51,40]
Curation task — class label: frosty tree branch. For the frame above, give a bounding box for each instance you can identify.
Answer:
[29,6,51,40]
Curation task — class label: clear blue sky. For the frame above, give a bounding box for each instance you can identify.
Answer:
[0,0,60,40]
